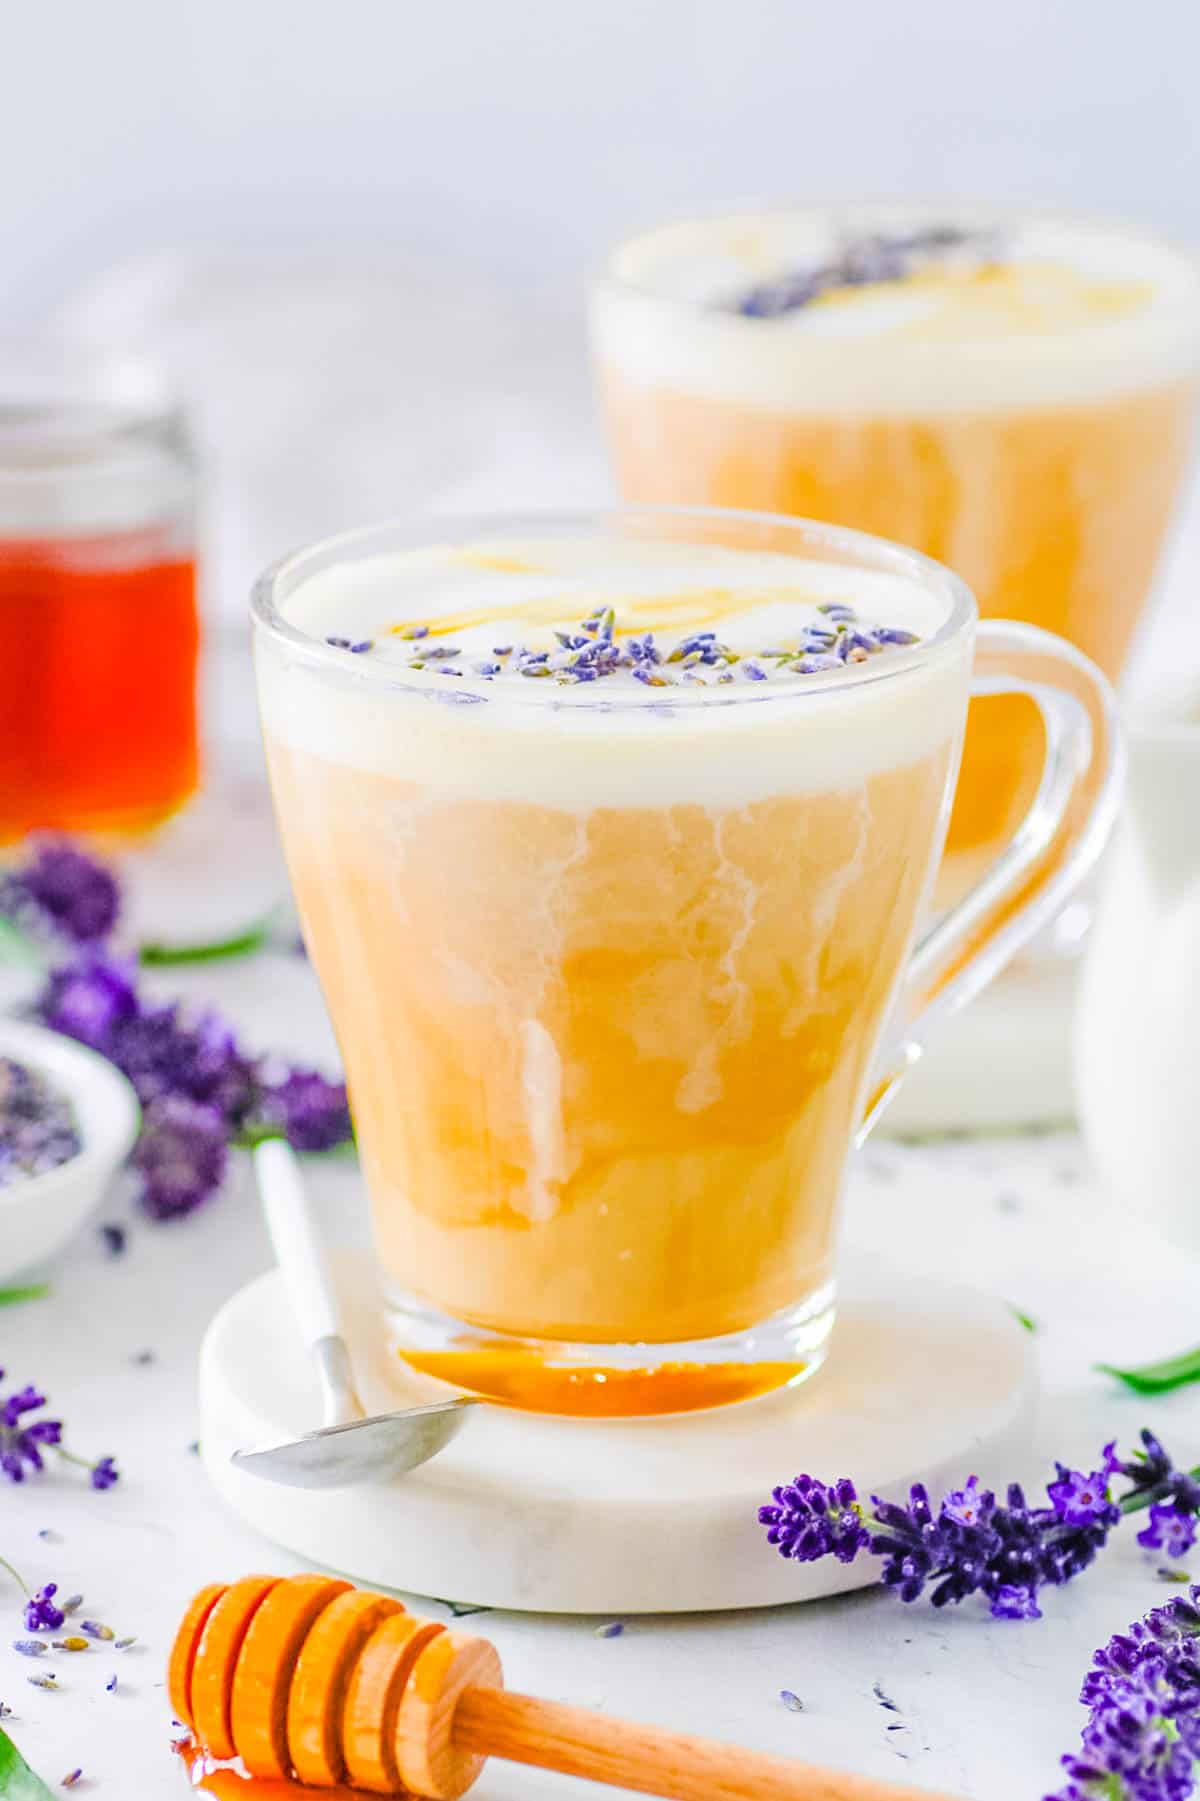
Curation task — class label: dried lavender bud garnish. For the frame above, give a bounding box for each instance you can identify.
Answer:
[105,1674,117,1691]
[779,1689,804,1712]
[0,1059,81,1189]
[26,1673,57,1691]
[79,1622,113,1642]
[594,1622,624,1639]
[59,1597,81,1618]
[62,1773,83,1789]
[873,1683,901,1714]
[389,599,920,695]
[12,1642,46,1658]
[761,1430,1200,1621]
[729,224,1000,318]
[98,1224,126,1258]
[113,1636,135,1651]
[35,1531,60,1545]
[51,1638,89,1653]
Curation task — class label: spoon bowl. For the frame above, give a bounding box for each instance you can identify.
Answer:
[231,1395,476,1489]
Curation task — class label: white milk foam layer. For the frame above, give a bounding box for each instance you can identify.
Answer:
[592,210,1200,415]
[257,535,970,809]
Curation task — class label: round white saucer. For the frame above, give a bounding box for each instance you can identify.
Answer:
[199,1252,1036,1614]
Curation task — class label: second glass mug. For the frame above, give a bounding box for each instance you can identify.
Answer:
[590,208,1198,894]
[252,506,1118,1417]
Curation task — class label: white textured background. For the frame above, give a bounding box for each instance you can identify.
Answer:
[6,0,1199,319]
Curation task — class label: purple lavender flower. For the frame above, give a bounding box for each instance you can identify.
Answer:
[1047,1586,1200,1800]
[943,1475,988,1528]
[40,955,137,1051]
[89,1456,119,1493]
[0,1375,62,1481]
[132,1096,228,1221]
[110,1001,259,1128]
[991,1584,1043,1621]
[758,1475,871,1565]
[1049,1465,1118,1528]
[256,1069,353,1154]
[1139,1503,1198,1562]
[6,843,120,944]
[23,1584,64,1633]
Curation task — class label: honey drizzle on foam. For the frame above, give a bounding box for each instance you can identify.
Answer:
[383,554,915,662]
[798,262,1156,341]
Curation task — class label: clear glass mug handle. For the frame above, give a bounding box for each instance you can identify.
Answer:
[862,620,1124,1137]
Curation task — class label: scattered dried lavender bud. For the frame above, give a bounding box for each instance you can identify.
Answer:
[37,1529,60,1544]
[12,1641,46,1657]
[779,1689,804,1712]
[594,1622,624,1639]
[60,1596,82,1618]
[113,1636,136,1650]
[105,1674,117,1692]
[52,1637,90,1653]
[98,1224,126,1257]
[62,1771,83,1788]
[0,1702,11,1717]
[131,1350,155,1367]
[0,1059,82,1188]
[27,1672,58,1690]
[80,1621,113,1641]
[873,1683,901,1713]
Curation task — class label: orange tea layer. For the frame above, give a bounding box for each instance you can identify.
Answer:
[594,213,1200,874]
[259,538,967,1356]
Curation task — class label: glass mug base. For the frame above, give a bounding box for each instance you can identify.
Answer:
[384,1280,837,1418]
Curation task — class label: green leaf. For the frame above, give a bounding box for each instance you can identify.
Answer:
[0,1727,57,1798]
[1009,1305,1039,1334]
[0,1285,49,1309]
[0,920,39,970]
[138,909,279,967]
[1098,1344,1200,1396]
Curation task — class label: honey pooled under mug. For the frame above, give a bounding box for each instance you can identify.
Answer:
[253,508,1116,1415]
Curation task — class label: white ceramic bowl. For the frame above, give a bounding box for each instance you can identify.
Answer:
[0,1018,140,1280]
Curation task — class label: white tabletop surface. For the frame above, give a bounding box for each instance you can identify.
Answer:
[3,935,1200,1801]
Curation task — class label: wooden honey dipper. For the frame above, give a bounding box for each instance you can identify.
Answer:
[170,1573,961,1801]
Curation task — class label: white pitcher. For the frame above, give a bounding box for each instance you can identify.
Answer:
[1076,680,1200,1244]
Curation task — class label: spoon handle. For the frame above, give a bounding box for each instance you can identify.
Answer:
[253,1138,364,1426]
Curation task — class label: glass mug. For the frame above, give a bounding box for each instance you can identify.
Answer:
[590,208,1195,894]
[252,507,1118,1416]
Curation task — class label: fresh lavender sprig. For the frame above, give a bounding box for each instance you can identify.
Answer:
[1,841,353,1220]
[1047,1585,1200,1800]
[0,1371,117,1492]
[760,1430,1200,1622]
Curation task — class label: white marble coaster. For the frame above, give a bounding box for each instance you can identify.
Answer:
[199,1252,1036,1614]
